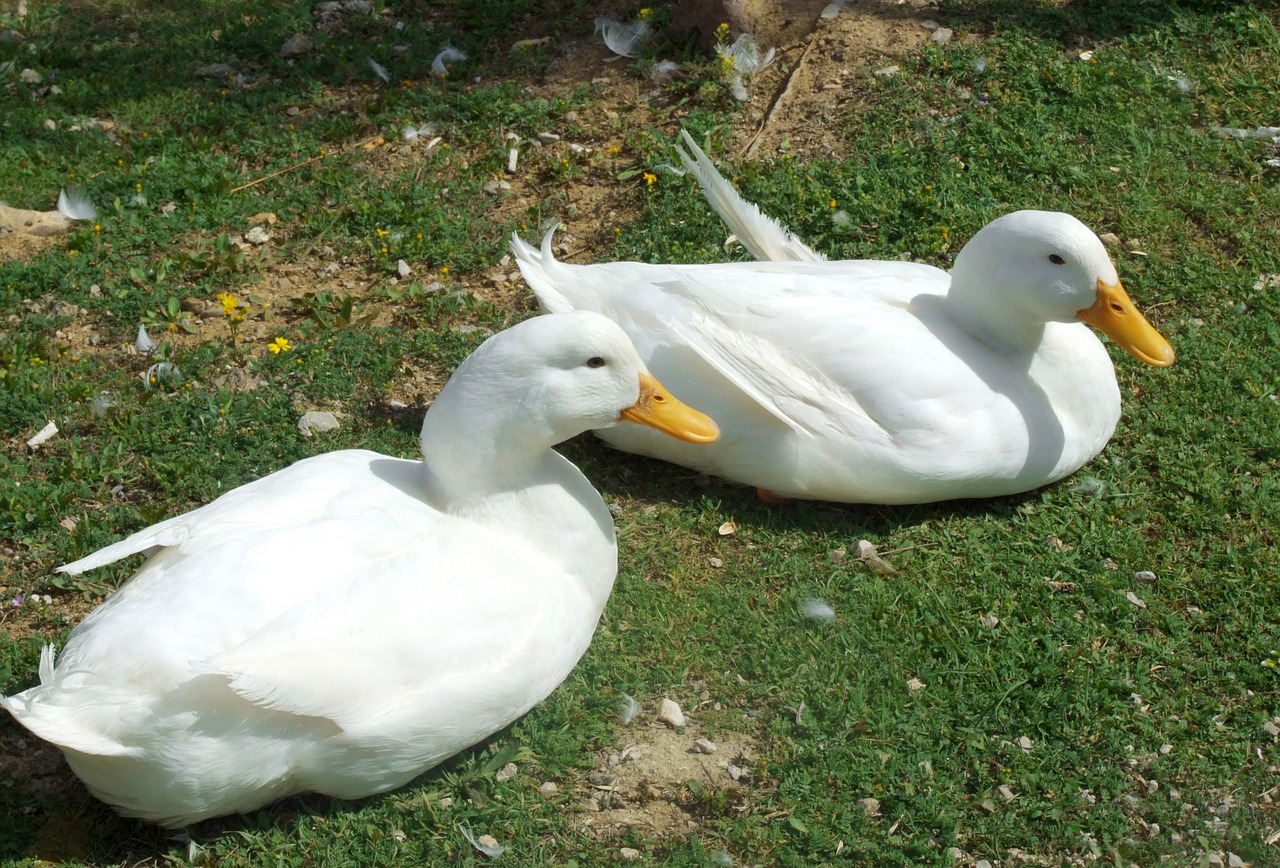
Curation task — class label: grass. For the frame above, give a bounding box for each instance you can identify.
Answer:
[2,0,1279,865]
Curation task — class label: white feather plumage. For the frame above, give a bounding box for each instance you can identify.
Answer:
[56,187,97,222]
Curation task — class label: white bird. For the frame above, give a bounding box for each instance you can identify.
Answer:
[511,132,1174,505]
[2,312,717,827]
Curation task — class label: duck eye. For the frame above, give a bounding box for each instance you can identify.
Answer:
[586,356,606,369]
[1048,254,1066,265]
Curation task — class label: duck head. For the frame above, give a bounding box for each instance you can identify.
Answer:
[951,210,1174,367]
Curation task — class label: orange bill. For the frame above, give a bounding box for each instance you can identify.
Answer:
[621,371,720,443]
[1077,278,1175,367]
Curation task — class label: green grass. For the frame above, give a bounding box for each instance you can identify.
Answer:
[2,0,1279,865]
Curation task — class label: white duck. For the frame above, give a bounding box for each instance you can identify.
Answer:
[2,311,718,828]
[512,132,1174,505]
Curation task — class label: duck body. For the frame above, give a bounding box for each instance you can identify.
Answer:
[512,134,1173,505]
[2,312,717,827]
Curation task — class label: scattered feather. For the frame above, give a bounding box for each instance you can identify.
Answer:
[972,56,988,74]
[649,59,679,81]
[143,362,181,390]
[1213,125,1280,142]
[729,76,749,101]
[800,597,836,622]
[831,209,853,229]
[366,57,390,82]
[511,37,551,51]
[91,392,114,418]
[820,0,848,18]
[619,693,641,725]
[135,324,158,355]
[716,34,776,76]
[56,187,96,221]
[458,823,506,859]
[1071,475,1106,497]
[401,121,439,143]
[595,17,649,58]
[654,162,686,177]
[432,46,467,77]
[1166,74,1193,93]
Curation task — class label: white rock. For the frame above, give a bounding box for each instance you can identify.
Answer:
[244,226,271,245]
[281,33,312,57]
[1126,591,1147,609]
[693,738,717,754]
[536,131,561,144]
[998,785,1015,802]
[1227,854,1245,868]
[397,259,411,278]
[25,421,58,449]
[930,28,953,45]
[1017,735,1033,752]
[1134,570,1157,583]
[1099,232,1121,248]
[873,65,900,79]
[495,762,517,782]
[920,19,939,30]
[20,68,42,84]
[854,540,878,559]
[539,781,558,796]
[907,677,926,692]
[298,411,340,437]
[1262,721,1279,737]
[620,848,641,860]
[857,797,881,816]
[657,698,685,728]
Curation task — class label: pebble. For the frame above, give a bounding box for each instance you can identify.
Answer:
[707,557,724,568]
[20,67,41,84]
[930,28,953,45]
[907,677,926,692]
[726,763,744,781]
[483,179,513,194]
[620,848,641,860]
[693,738,717,754]
[281,33,312,58]
[857,797,881,816]
[588,771,616,786]
[1126,591,1147,609]
[495,762,517,782]
[998,785,1015,802]
[1262,721,1279,737]
[657,698,685,728]
[1017,735,1033,752]
[1099,232,1121,248]
[539,781,558,796]
[873,65,900,79]
[397,259,411,278]
[195,63,238,80]
[854,540,878,559]
[920,19,939,29]
[297,411,340,437]
[244,226,271,246]
[827,548,847,564]
[1134,570,1157,583]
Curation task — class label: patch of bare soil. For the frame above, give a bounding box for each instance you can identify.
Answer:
[574,706,763,843]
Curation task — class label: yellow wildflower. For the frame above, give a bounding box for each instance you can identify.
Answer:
[643,172,657,186]
[268,337,292,354]
[218,292,238,316]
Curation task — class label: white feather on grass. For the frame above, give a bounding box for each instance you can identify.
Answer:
[458,823,506,859]
[717,34,775,101]
[56,187,96,222]
[511,37,551,51]
[432,47,467,77]
[619,693,641,725]
[402,121,439,143]
[366,57,390,82]
[800,597,836,622]
[595,17,649,58]
[135,324,157,355]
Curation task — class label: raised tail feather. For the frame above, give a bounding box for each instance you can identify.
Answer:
[675,129,825,263]
[511,228,579,314]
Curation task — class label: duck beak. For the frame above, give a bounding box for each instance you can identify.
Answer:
[1077,278,1175,367]
[621,372,719,443]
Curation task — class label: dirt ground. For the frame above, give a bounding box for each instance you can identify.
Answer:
[2,0,947,849]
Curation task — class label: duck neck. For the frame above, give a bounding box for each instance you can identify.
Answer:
[946,255,1046,360]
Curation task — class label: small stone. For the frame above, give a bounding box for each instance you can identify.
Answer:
[998,784,1015,802]
[244,226,271,245]
[539,781,558,796]
[439,796,453,808]
[483,179,513,194]
[979,614,999,628]
[857,797,881,816]
[854,540,878,559]
[726,763,744,781]
[1134,570,1157,583]
[281,33,312,58]
[1145,779,1158,794]
[1262,721,1279,737]
[1228,855,1244,868]
[976,861,993,868]
[707,557,724,568]
[827,548,847,564]
[297,411,340,437]
[20,68,42,84]
[536,131,561,144]
[873,65,900,79]
[59,516,77,532]
[44,118,57,130]
[619,848,641,861]
[588,771,616,787]
[1017,735,1033,752]
[248,212,278,226]
[89,284,101,297]
[930,28,953,45]
[907,677,926,692]
[1103,557,1119,570]
[195,63,237,80]
[693,738,717,754]
[1160,743,1173,754]
[946,849,966,862]
[657,698,685,728]
[1126,591,1147,609]
[495,762,517,782]
[920,19,939,29]
[397,259,411,278]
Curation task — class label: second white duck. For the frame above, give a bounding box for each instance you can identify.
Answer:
[2,311,717,827]
[512,133,1174,505]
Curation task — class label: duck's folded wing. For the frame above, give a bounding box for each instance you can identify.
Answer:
[198,532,571,731]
